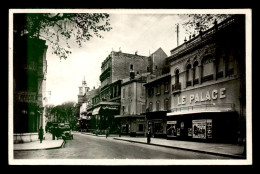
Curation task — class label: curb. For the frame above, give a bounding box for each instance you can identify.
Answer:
[14,140,65,151]
[113,138,246,159]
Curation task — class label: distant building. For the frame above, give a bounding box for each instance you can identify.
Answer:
[115,72,149,136]
[144,48,170,138]
[89,50,150,132]
[77,77,91,132]
[167,15,245,143]
[13,33,48,143]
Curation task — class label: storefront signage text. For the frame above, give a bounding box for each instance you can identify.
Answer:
[177,88,226,105]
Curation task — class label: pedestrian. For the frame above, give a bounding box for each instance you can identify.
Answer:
[106,129,109,138]
[38,126,44,143]
[147,128,151,144]
[51,126,55,140]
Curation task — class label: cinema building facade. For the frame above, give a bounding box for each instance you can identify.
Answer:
[167,15,246,143]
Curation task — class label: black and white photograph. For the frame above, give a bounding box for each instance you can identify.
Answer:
[8,9,252,165]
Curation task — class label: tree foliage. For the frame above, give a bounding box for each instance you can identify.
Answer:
[45,102,78,129]
[181,14,232,36]
[14,13,112,59]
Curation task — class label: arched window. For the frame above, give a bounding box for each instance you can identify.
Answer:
[175,69,179,84]
[193,61,199,85]
[216,57,224,78]
[130,64,134,71]
[201,55,214,83]
[226,55,234,76]
[186,64,192,87]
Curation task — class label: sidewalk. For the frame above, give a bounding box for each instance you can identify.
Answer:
[14,133,65,151]
[112,136,246,159]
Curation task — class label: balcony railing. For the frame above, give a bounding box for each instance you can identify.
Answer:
[172,83,181,93]
[201,74,213,83]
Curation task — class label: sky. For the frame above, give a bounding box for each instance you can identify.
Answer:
[45,12,193,106]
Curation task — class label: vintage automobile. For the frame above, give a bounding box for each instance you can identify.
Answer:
[59,123,73,140]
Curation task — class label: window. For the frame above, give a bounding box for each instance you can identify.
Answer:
[147,66,149,72]
[164,82,169,92]
[128,86,131,97]
[122,106,125,114]
[201,55,214,83]
[148,87,154,97]
[141,86,145,97]
[156,100,160,111]
[123,88,125,98]
[193,61,199,85]
[175,69,179,84]
[142,104,146,113]
[128,105,131,114]
[156,85,161,95]
[186,64,192,87]
[130,64,134,71]
[164,99,169,111]
[138,124,144,132]
[226,55,234,76]
[149,102,153,112]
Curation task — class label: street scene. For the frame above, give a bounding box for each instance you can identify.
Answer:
[14,132,237,159]
[9,9,251,165]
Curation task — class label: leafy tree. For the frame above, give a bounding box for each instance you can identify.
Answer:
[14,13,112,59]
[181,14,232,37]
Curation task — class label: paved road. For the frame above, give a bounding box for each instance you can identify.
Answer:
[14,132,230,159]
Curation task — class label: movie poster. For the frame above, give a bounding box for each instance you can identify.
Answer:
[192,119,206,139]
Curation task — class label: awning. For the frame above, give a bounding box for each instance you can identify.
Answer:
[92,107,101,115]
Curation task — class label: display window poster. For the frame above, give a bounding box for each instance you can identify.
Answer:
[206,119,212,138]
[181,122,184,129]
[177,128,180,136]
[188,128,193,136]
[192,119,206,139]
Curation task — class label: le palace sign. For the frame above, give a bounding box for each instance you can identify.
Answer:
[177,88,226,105]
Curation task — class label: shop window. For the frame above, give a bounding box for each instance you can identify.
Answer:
[138,124,144,132]
[156,100,160,111]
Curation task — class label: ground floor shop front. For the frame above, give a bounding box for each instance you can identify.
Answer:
[115,115,146,137]
[146,111,168,138]
[166,111,238,143]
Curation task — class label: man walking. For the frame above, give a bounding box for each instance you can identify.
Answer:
[38,126,44,143]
